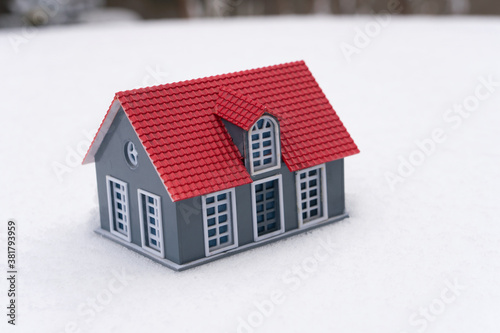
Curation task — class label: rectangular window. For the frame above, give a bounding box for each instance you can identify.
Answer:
[202,189,238,256]
[296,164,328,227]
[106,176,131,241]
[251,175,285,241]
[138,190,164,257]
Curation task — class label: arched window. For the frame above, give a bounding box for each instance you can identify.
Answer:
[249,116,280,174]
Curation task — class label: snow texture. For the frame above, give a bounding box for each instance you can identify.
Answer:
[0,15,499,333]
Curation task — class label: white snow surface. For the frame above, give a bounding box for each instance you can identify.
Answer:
[1,15,499,333]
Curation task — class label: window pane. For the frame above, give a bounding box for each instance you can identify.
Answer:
[257,204,264,213]
[250,117,278,173]
[109,178,130,238]
[254,177,281,238]
[297,167,323,224]
[265,191,274,200]
[204,190,234,254]
[139,191,162,253]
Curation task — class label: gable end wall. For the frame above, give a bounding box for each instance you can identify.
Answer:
[94,108,181,264]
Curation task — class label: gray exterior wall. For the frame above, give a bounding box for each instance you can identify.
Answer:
[94,108,347,267]
[326,158,345,217]
[94,108,181,264]
[221,119,245,157]
[174,159,345,265]
[174,110,346,264]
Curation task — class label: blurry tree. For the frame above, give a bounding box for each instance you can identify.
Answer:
[0,0,9,14]
[153,0,479,17]
[5,0,103,24]
[3,0,500,26]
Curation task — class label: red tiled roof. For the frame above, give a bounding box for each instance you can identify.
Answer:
[215,86,266,131]
[84,61,359,202]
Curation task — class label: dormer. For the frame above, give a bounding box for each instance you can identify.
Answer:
[215,86,281,176]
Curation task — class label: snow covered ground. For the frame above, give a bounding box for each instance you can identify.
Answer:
[1,15,499,333]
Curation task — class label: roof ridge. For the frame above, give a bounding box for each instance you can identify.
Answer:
[84,60,359,202]
[115,60,306,98]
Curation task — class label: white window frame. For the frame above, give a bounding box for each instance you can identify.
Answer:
[248,116,281,176]
[201,188,239,257]
[251,174,285,242]
[106,175,131,242]
[137,189,165,258]
[295,164,328,228]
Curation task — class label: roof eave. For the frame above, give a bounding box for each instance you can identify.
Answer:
[82,98,122,165]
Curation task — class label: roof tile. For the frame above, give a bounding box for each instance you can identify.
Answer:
[87,61,358,201]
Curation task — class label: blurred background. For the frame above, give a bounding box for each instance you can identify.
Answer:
[0,0,499,28]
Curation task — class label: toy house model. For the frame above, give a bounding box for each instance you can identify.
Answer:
[83,61,359,271]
